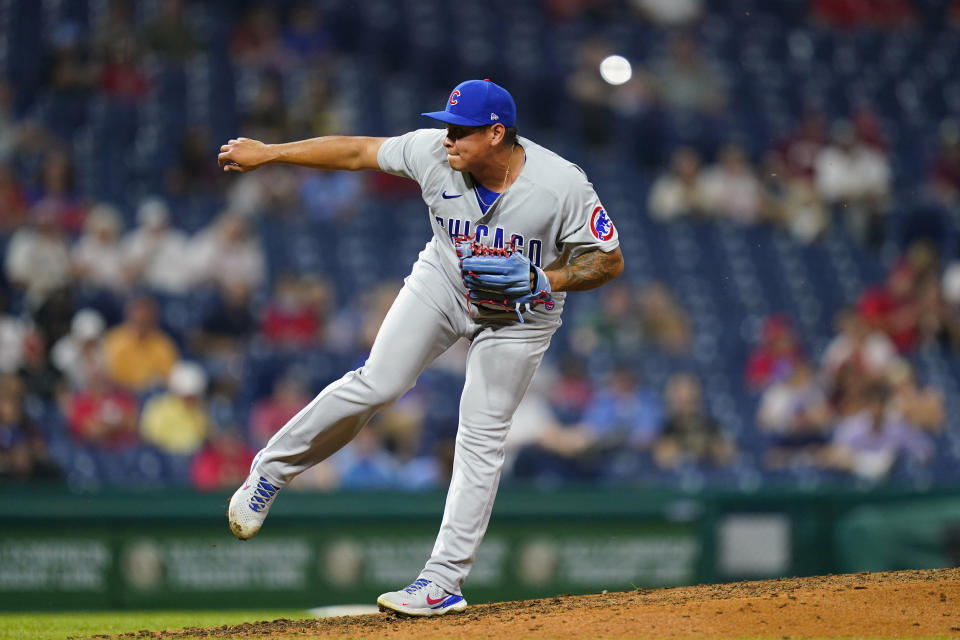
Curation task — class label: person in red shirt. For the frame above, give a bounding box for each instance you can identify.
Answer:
[260,274,331,349]
[811,0,917,29]
[99,36,149,103]
[66,369,139,450]
[745,314,806,391]
[190,428,256,491]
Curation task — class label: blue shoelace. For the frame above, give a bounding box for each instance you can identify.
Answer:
[248,478,278,513]
[403,578,431,594]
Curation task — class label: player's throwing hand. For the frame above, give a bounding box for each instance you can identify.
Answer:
[218,137,271,172]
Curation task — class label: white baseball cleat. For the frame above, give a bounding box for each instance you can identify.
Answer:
[227,472,280,540]
[377,578,468,617]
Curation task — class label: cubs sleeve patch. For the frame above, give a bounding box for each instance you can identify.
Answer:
[590,206,615,242]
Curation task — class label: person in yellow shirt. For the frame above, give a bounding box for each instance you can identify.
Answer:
[103,294,179,392]
[140,361,211,456]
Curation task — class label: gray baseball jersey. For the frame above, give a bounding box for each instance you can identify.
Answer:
[252,128,618,596]
[378,129,619,319]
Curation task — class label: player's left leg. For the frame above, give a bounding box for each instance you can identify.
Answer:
[412,321,553,601]
[229,285,461,540]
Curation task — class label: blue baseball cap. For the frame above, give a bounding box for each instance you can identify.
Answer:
[421,79,516,128]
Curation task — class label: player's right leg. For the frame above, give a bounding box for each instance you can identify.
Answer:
[228,285,460,539]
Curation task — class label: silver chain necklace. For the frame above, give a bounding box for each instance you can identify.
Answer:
[474,144,516,207]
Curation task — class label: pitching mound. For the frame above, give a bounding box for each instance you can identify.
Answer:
[105,568,959,639]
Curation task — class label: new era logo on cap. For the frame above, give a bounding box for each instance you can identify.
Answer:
[422,79,516,128]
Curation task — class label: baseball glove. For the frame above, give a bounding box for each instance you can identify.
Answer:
[455,235,555,322]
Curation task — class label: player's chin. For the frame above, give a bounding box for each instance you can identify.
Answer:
[446,155,466,171]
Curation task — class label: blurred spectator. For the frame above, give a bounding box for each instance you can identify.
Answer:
[757,361,833,470]
[98,35,149,104]
[0,163,28,231]
[103,294,179,393]
[282,2,333,62]
[189,427,256,491]
[811,0,917,30]
[71,203,130,294]
[122,197,192,294]
[28,150,88,236]
[242,71,289,143]
[851,106,888,153]
[581,366,664,453]
[887,360,944,434]
[65,368,138,450]
[647,146,704,222]
[42,21,97,140]
[942,260,960,352]
[4,203,72,310]
[192,283,257,359]
[374,390,439,490]
[299,169,363,222]
[762,151,828,244]
[814,120,891,248]
[0,291,27,375]
[189,212,266,294]
[231,4,288,71]
[167,126,223,198]
[260,274,330,349]
[547,355,595,424]
[566,38,618,149]
[631,0,703,25]
[140,360,211,456]
[654,372,736,469]
[0,80,22,164]
[570,282,643,357]
[505,362,606,481]
[698,143,765,224]
[30,285,75,350]
[821,307,897,410]
[638,281,692,355]
[335,425,399,489]
[92,0,138,63]
[225,165,301,219]
[51,308,107,390]
[652,32,727,115]
[929,119,960,208]
[822,306,897,378]
[144,0,199,62]
[775,109,829,181]
[16,327,63,405]
[0,377,61,481]
[857,262,921,353]
[825,383,933,480]
[250,368,312,447]
[566,40,657,155]
[912,270,946,348]
[287,70,341,140]
[746,314,805,391]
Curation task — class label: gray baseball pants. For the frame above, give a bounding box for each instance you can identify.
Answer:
[254,277,556,594]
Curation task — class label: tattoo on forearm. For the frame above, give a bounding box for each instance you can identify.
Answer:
[556,250,621,292]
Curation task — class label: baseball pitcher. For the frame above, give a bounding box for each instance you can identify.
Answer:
[218,79,624,616]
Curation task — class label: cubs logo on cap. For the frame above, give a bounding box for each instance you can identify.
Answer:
[590,206,615,242]
[422,79,517,128]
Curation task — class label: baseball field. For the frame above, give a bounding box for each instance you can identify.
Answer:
[4,568,957,640]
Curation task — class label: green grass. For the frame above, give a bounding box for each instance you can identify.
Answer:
[0,610,309,640]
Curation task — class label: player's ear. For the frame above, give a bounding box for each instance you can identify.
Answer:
[489,123,505,146]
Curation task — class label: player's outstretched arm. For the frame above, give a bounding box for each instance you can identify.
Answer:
[218,136,387,173]
[545,246,624,293]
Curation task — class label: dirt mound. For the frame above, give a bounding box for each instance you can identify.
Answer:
[100,568,960,639]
